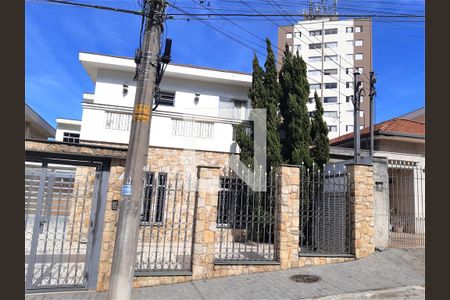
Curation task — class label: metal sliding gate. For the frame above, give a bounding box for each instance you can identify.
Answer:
[388,160,425,248]
[299,164,353,256]
[25,163,100,292]
[214,168,278,263]
[135,171,195,275]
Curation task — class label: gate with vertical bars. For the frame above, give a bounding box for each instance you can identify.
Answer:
[25,163,100,292]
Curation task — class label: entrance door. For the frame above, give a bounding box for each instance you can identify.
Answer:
[25,163,100,292]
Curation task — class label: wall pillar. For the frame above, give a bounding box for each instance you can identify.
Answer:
[348,164,375,259]
[275,165,300,269]
[372,158,390,250]
[192,166,220,280]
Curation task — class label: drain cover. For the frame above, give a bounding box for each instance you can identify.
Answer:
[290,274,321,283]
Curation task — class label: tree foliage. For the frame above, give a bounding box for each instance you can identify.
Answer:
[310,91,330,167]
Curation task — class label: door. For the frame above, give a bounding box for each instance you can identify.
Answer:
[25,163,100,292]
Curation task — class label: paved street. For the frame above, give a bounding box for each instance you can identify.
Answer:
[26,248,425,300]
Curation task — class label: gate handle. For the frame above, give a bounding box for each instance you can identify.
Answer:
[39,220,47,227]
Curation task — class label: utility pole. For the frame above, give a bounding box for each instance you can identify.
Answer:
[353,72,363,164]
[369,71,376,157]
[107,1,166,299]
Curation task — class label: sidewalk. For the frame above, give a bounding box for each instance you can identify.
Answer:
[26,248,425,300]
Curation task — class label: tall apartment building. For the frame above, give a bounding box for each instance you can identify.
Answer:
[277,17,373,140]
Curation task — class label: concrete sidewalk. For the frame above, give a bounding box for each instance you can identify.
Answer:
[26,248,425,300]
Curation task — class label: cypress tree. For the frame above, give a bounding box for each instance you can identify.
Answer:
[310,91,330,168]
[263,39,283,169]
[279,45,313,166]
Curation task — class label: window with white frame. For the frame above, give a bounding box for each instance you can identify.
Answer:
[324,111,338,118]
[355,39,363,47]
[346,125,354,132]
[324,41,338,48]
[308,69,321,77]
[141,172,167,225]
[325,82,337,89]
[346,95,353,102]
[286,32,293,39]
[172,119,214,139]
[295,44,301,52]
[295,31,301,38]
[309,29,322,36]
[346,68,353,75]
[288,45,293,52]
[63,132,80,143]
[346,82,352,88]
[346,27,353,33]
[325,28,338,35]
[356,67,363,74]
[309,43,322,50]
[324,69,338,75]
[309,56,322,63]
[328,125,337,132]
[355,26,363,33]
[355,53,364,60]
[310,83,321,90]
[324,96,338,103]
[105,112,132,131]
[324,55,338,62]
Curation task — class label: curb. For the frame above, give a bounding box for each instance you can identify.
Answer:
[310,285,425,299]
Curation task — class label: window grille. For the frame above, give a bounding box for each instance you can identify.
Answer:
[105,112,132,131]
[172,119,214,139]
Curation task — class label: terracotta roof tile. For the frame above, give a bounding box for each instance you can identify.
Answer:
[330,118,425,145]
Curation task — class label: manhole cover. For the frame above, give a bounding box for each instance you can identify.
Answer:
[290,274,321,283]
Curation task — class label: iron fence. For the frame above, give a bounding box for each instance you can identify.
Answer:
[214,167,279,264]
[388,160,425,248]
[299,164,353,256]
[135,171,195,275]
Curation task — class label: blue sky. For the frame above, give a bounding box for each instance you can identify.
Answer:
[25,0,424,128]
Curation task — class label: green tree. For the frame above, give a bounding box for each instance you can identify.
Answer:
[310,91,330,167]
[263,39,283,169]
[278,45,312,166]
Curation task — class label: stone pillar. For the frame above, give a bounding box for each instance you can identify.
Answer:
[348,164,375,259]
[372,158,390,250]
[192,166,220,280]
[275,165,300,269]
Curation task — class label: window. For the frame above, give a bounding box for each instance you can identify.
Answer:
[360,96,364,103]
[310,83,321,90]
[346,27,354,33]
[346,95,353,102]
[63,132,80,144]
[309,43,322,50]
[346,82,352,88]
[324,69,337,75]
[105,112,132,131]
[355,26,363,33]
[324,96,338,103]
[346,68,353,75]
[309,56,322,63]
[346,40,354,47]
[158,91,175,106]
[309,29,322,36]
[308,69,321,77]
[360,111,364,117]
[286,32,293,39]
[356,67,363,74]
[328,125,337,132]
[295,32,301,38]
[324,41,338,49]
[295,45,301,52]
[172,119,214,139]
[288,45,293,52]
[325,28,338,35]
[325,82,337,89]
[355,53,364,60]
[346,125,354,132]
[324,55,338,62]
[324,111,338,118]
[355,39,363,47]
[308,97,314,103]
[141,172,167,224]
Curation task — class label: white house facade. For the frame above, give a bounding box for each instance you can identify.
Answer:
[56,52,253,153]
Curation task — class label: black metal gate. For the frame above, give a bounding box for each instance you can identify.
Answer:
[214,168,278,264]
[388,160,425,248]
[134,171,195,275]
[25,163,100,292]
[299,164,353,256]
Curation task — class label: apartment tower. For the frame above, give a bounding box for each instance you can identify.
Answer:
[277,17,373,139]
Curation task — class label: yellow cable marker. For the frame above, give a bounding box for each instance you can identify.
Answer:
[133,104,150,122]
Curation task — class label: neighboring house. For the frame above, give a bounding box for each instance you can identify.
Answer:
[55,52,252,154]
[25,103,55,140]
[399,106,425,123]
[278,17,373,139]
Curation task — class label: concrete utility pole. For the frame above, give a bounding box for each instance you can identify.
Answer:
[107,1,166,299]
[369,71,376,157]
[353,72,362,164]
